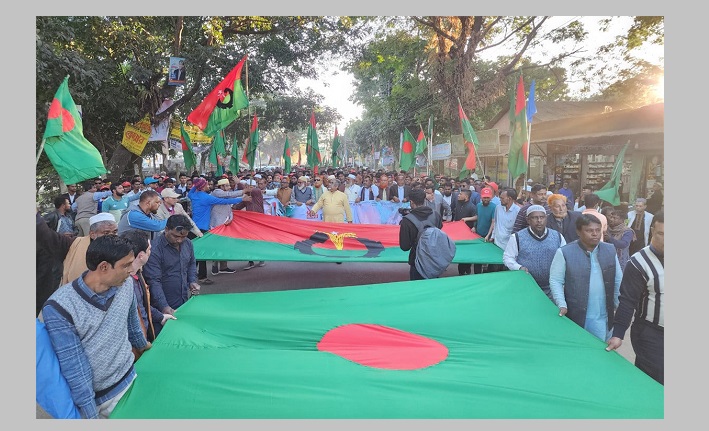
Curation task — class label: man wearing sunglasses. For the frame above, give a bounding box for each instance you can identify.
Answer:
[143,214,201,317]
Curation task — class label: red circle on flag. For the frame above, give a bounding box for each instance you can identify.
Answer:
[402,141,413,154]
[317,323,448,370]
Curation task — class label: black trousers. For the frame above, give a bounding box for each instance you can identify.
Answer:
[196,229,208,279]
[409,264,425,281]
[630,320,664,385]
[458,263,472,275]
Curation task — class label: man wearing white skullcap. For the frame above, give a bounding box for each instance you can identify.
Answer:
[60,211,120,286]
[503,204,566,302]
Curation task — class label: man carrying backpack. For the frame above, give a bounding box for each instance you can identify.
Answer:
[399,188,455,280]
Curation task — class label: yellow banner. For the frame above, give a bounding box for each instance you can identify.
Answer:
[169,120,213,144]
[121,120,151,156]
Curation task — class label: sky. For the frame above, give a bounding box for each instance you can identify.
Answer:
[298,16,664,133]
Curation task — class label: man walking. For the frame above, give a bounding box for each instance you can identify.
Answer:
[606,211,664,384]
[399,189,440,280]
[504,205,566,301]
[549,214,622,341]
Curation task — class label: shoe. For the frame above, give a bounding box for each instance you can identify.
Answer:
[257,262,266,267]
[211,265,219,276]
[219,267,236,274]
[243,264,255,271]
[335,262,342,264]
[199,278,214,285]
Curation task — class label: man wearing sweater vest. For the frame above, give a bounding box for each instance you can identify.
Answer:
[503,205,566,301]
[42,235,151,419]
[549,213,623,342]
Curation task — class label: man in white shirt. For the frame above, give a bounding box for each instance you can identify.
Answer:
[344,174,361,204]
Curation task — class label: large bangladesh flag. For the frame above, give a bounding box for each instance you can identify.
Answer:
[192,210,502,264]
[42,75,107,185]
[111,270,663,418]
[187,55,249,136]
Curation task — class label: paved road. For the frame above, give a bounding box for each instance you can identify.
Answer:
[37,260,635,418]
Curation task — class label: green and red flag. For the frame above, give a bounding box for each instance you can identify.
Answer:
[331,127,341,167]
[187,55,249,136]
[595,141,630,206]
[229,131,239,174]
[180,123,197,173]
[306,112,321,173]
[282,136,292,173]
[112,264,663,419]
[415,126,427,156]
[41,75,106,185]
[508,74,529,180]
[399,128,416,172]
[192,210,499,263]
[242,114,259,170]
[209,129,227,176]
[458,102,479,180]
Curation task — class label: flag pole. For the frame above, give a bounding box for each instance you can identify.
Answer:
[36,139,46,167]
[427,118,433,177]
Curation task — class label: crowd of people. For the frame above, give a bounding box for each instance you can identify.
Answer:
[36,165,665,418]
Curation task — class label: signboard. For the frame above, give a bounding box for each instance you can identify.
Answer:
[121,115,152,156]
[431,143,451,160]
[168,57,186,86]
[476,129,500,155]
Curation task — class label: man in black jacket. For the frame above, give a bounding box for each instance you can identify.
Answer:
[399,189,441,281]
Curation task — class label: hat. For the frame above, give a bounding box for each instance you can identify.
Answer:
[347,174,356,180]
[165,177,175,183]
[217,178,230,186]
[161,188,181,199]
[481,187,494,198]
[471,173,478,180]
[239,179,247,184]
[328,175,336,180]
[298,176,308,182]
[247,179,257,186]
[527,178,534,183]
[89,213,115,226]
[121,181,131,188]
[192,178,207,190]
[99,185,110,191]
[254,174,262,179]
[526,204,546,216]
[144,177,158,185]
[488,181,498,192]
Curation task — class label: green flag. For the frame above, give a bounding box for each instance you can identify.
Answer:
[415,126,427,156]
[242,114,259,170]
[209,129,227,176]
[331,127,341,167]
[41,75,106,185]
[306,112,321,172]
[458,102,479,180]
[399,128,416,172]
[283,136,292,174]
[594,142,629,206]
[187,55,249,136]
[111,268,663,419]
[229,132,240,174]
[180,123,197,174]
[508,75,529,180]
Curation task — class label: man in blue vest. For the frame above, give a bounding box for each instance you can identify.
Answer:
[549,213,623,341]
[503,205,565,301]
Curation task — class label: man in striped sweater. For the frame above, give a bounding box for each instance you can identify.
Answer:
[606,211,664,385]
